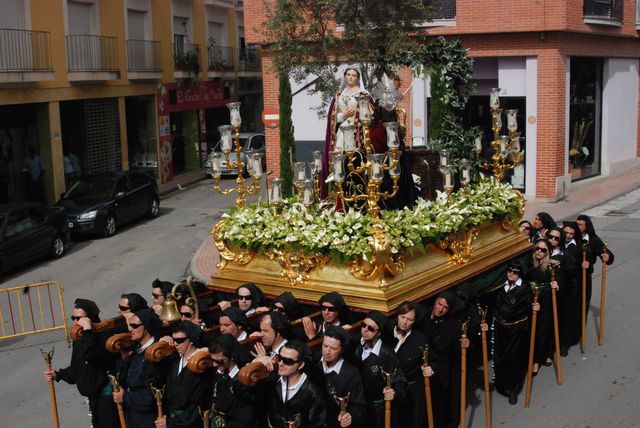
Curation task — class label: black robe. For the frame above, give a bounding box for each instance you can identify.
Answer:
[163,354,209,428]
[582,234,615,318]
[559,241,584,347]
[56,329,120,428]
[268,375,326,428]
[355,339,407,428]
[310,359,367,428]
[492,280,533,399]
[524,258,554,366]
[206,368,255,428]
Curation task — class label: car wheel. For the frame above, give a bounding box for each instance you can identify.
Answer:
[51,236,65,259]
[103,214,117,238]
[148,197,160,219]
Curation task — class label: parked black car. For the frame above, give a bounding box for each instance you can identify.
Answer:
[57,171,160,238]
[0,203,70,273]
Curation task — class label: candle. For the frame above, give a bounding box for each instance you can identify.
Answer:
[303,187,313,204]
[444,172,452,188]
[372,162,381,178]
[271,185,281,202]
[297,169,306,181]
[252,158,262,177]
[475,137,482,153]
[462,168,470,182]
[440,149,450,167]
[489,88,500,108]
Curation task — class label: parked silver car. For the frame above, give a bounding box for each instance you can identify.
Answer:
[205,133,266,177]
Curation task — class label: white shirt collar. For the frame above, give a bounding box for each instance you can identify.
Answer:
[583,233,590,242]
[270,338,288,359]
[551,247,562,257]
[138,337,155,353]
[360,337,382,360]
[565,239,576,248]
[217,364,239,379]
[321,357,344,375]
[237,331,248,341]
[504,277,523,292]
[279,373,307,402]
[393,326,412,352]
[245,308,256,316]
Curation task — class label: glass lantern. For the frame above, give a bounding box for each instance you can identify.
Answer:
[293,162,308,184]
[506,109,518,132]
[499,135,511,157]
[439,148,451,167]
[331,152,345,181]
[269,178,282,203]
[459,158,472,185]
[474,136,483,155]
[383,122,400,149]
[226,102,242,126]
[250,152,263,178]
[511,132,522,153]
[301,179,314,205]
[388,151,401,177]
[370,153,386,182]
[441,165,454,190]
[210,153,222,178]
[356,95,372,122]
[342,125,357,154]
[218,125,234,153]
[312,150,323,175]
[489,88,501,109]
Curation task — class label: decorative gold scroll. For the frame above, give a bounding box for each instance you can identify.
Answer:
[212,220,254,270]
[265,249,329,285]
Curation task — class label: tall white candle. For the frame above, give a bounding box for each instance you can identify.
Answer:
[445,173,452,188]
[303,188,313,204]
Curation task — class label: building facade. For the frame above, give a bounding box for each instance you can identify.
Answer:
[0,0,263,205]
[244,0,640,200]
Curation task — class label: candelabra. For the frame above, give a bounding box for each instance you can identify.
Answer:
[209,102,263,208]
[331,95,401,222]
[478,88,524,181]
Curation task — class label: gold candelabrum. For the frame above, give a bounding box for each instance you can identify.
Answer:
[210,102,263,208]
[438,149,473,201]
[479,88,524,182]
[331,95,401,222]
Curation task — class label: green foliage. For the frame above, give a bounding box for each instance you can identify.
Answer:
[428,67,445,142]
[279,73,296,196]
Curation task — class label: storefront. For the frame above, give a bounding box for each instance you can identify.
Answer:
[126,95,158,179]
[156,81,232,183]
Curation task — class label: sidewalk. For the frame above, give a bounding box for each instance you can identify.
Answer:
[190,166,640,283]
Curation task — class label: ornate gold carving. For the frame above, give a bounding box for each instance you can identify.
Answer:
[348,225,405,285]
[212,220,254,271]
[265,249,329,285]
[438,226,480,265]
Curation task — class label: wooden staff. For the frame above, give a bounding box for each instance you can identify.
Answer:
[380,367,396,428]
[107,372,127,428]
[151,385,165,419]
[199,405,214,428]
[550,265,563,385]
[479,306,492,428]
[581,242,588,353]
[460,320,469,428]
[598,241,608,346]
[420,345,435,428]
[40,348,60,428]
[524,285,539,408]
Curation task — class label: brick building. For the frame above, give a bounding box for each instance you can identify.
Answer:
[0,0,262,205]
[244,0,640,200]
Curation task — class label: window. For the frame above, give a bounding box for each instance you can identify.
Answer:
[130,173,150,189]
[5,210,32,237]
[114,177,131,195]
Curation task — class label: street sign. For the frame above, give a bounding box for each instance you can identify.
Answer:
[262,108,280,129]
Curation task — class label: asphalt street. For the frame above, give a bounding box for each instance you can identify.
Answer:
[0,180,639,427]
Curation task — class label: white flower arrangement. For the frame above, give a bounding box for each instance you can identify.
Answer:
[220,178,522,264]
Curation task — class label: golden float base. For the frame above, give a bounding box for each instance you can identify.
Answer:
[209,221,531,312]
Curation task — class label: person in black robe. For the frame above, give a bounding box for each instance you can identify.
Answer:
[155,322,208,428]
[524,239,557,374]
[576,214,615,322]
[531,211,556,242]
[303,292,351,342]
[420,292,467,428]
[151,279,174,317]
[205,334,255,428]
[383,301,428,428]
[309,325,366,428]
[492,259,538,405]
[266,340,327,428]
[271,291,302,321]
[113,309,165,428]
[559,221,584,354]
[43,298,120,428]
[118,292,149,317]
[356,311,407,428]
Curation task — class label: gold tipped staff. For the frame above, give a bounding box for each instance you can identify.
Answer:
[332,392,350,420]
[524,285,539,408]
[107,372,127,428]
[199,404,214,428]
[460,319,469,428]
[478,306,492,428]
[549,265,563,385]
[151,385,165,419]
[380,367,396,428]
[581,242,588,353]
[598,241,608,346]
[420,345,435,428]
[41,348,60,428]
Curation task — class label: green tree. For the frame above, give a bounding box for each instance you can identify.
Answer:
[279,73,296,196]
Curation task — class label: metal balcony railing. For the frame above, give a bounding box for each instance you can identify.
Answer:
[426,0,456,20]
[207,45,234,71]
[173,34,201,74]
[238,44,261,71]
[0,28,52,72]
[66,34,119,72]
[127,39,161,71]
[584,0,624,21]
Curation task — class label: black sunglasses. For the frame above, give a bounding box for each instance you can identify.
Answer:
[211,357,227,365]
[361,323,378,333]
[70,315,86,321]
[278,355,299,366]
[321,305,337,313]
[237,295,252,301]
[152,293,164,299]
[180,312,193,319]
[172,337,188,344]
[271,304,285,312]
[118,305,130,312]
[507,268,521,274]
[548,235,560,241]
[535,247,548,253]
[520,226,531,231]
[129,323,143,329]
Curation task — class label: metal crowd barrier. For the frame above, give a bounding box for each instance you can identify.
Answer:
[0,281,70,345]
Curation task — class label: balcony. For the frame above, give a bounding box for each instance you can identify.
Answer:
[237,44,261,76]
[66,35,119,81]
[207,45,235,78]
[583,0,624,26]
[173,34,201,79]
[0,28,54,84]
[127,39,162,81]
